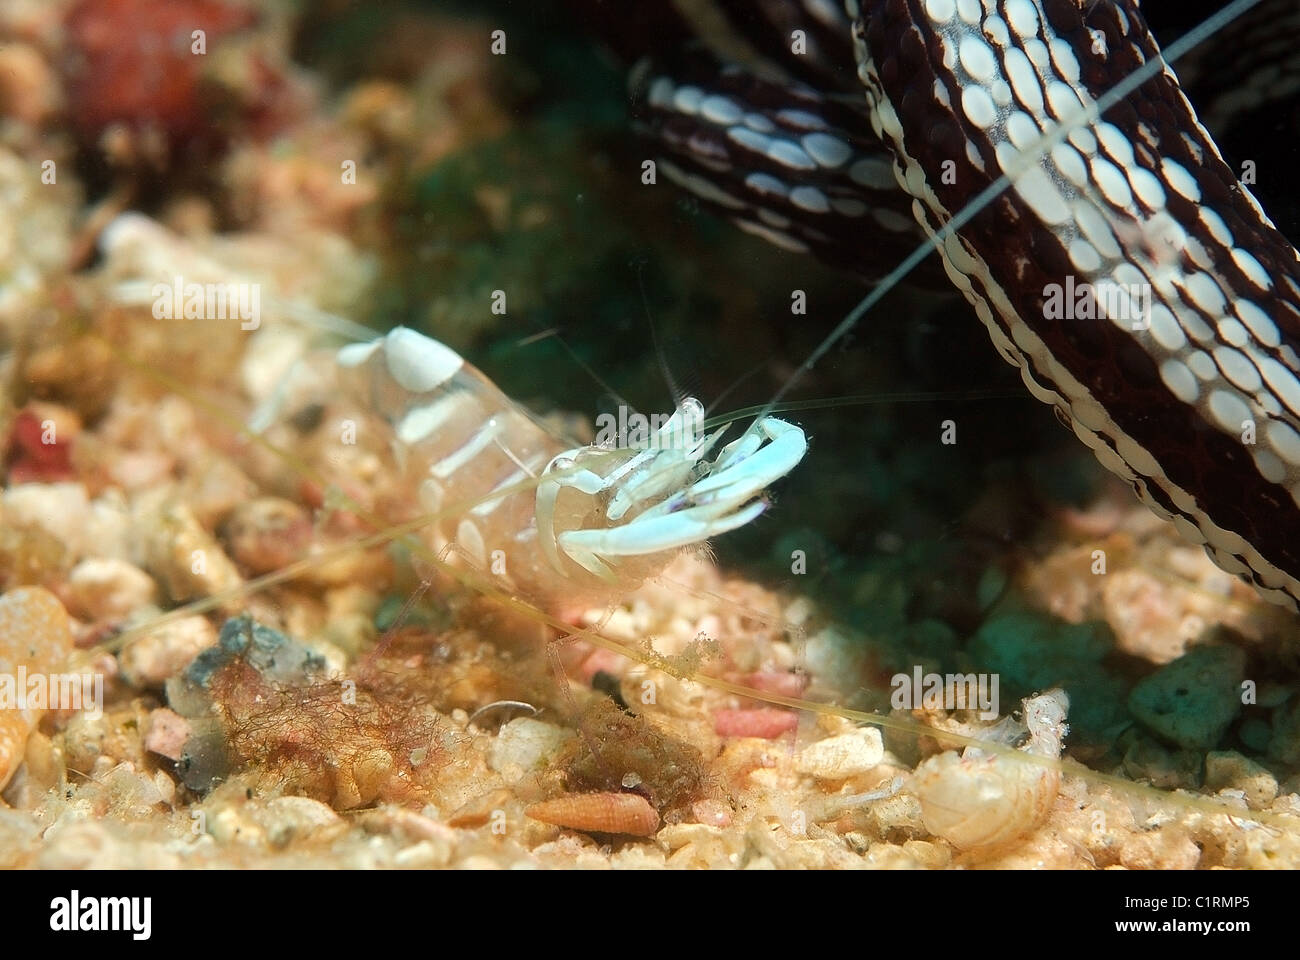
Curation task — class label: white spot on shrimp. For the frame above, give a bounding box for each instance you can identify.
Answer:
[431,418,500,480]
[1095,123,1137,169]
[396,394,462,445]
[982,15,1009,47]
[384,328,464,393]
[337,338,382,367]
[456,518,488,568]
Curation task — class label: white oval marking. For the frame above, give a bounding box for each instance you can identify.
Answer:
[385,328,464,393]
[959,36,999,83]
[1160,358,1199,404]
[1231,247,1273,291]
[1236,299,1281,347]
[700,94,743,125]
[768,140,817,171]
[1268,420,1300,465]
[960,85,998,129]
[1213,346,1263,393]
[672,85,704,116]
[924,0,957,22]
[1208,389,1252,433]
[802,132,853,168]
[1161,158,1201,202]
[790,185,831,213]
[1148,305,1186,352]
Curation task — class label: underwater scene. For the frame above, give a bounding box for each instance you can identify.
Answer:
[0,0,1299,880]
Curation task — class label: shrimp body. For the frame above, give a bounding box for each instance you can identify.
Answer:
[333,327,807,610]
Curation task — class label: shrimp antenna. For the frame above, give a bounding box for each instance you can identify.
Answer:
[635,259,695,410]
[704,359,766,420]
[513,324,635,414]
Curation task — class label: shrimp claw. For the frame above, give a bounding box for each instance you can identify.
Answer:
[537,408,807,579]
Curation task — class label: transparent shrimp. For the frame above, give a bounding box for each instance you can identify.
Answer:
[250,323,808,613]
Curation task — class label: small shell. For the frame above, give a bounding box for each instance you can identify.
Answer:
[912,749,1059,852]
[912,689,1069,853]
[525,791,659,837]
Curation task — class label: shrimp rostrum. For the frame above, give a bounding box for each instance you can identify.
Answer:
[272,326,808,612]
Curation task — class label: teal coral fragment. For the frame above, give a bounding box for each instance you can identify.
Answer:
[1127,645,1246,750]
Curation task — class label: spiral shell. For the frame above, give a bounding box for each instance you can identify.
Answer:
[912,749,1059,853]
[525,791,659,837]
[912,689,1069,853]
